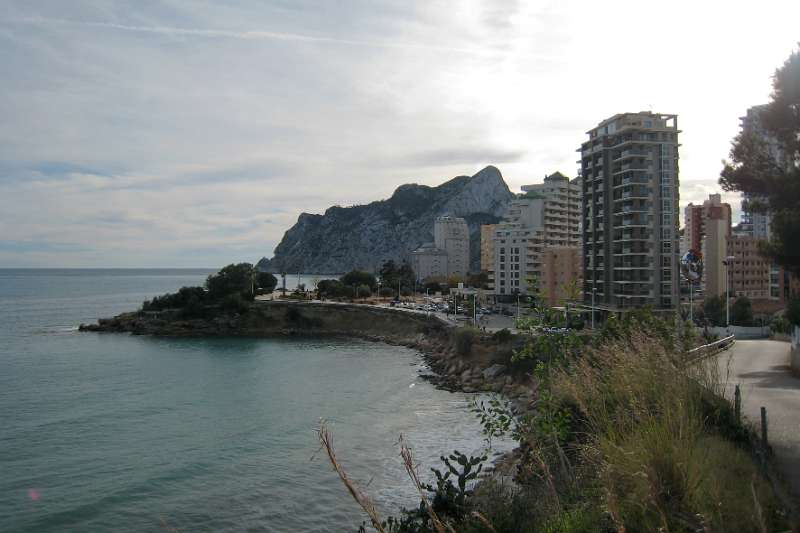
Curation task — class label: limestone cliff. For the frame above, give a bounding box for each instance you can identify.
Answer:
[257,166,514,274]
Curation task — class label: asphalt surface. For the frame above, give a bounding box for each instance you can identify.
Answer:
[720,339,800,495]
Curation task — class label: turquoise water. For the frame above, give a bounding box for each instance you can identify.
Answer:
[0,270,504,532]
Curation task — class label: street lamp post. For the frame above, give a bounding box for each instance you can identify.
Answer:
[723,255,735,327]
[591,287,596,330]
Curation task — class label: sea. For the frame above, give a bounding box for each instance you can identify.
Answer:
[0,269,509,532]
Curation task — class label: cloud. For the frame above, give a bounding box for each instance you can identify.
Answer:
[394,147,526,168]
[0,0,798,267]
[9,14,501,57]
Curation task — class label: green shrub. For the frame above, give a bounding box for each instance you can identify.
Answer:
[491,328,513,343]
[454,327,478,356]
[256,271,278,293]
[206,263,256,301]
[771,316,791,334]
[142,285,207,312]
[340,270,377,290]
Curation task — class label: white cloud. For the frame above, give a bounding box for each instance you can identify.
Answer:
[0,0,798,266]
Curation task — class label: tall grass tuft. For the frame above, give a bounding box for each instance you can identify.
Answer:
[551,330,787,532]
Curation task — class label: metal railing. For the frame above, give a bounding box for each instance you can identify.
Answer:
[686,334,735,360]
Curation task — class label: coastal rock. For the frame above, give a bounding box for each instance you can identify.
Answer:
[257,166,515,274]
[482,364,507,380]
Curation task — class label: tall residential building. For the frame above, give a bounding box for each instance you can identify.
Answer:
[434,216,470,278]
[702,215,729,298]
[684,193,731,297]
[480,224,496,273]
[579,112,680,311]
[684,193,731,252]
[490,172,581,301]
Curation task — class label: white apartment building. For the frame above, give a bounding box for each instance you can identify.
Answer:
[490,172,581,300]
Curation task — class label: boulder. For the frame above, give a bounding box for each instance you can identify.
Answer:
[482,364,507,380]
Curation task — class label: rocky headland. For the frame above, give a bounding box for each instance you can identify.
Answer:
[256,165,515,274]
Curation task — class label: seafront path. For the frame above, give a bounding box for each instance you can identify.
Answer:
[720,340,800,496]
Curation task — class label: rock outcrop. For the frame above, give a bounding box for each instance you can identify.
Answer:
[257,166,514,274]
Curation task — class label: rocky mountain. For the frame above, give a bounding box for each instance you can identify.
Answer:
[257,166,515,275]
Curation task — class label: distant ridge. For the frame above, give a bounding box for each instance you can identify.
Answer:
[257,166,515,274]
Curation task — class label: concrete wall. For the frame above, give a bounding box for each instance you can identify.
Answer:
[707,325,771,339]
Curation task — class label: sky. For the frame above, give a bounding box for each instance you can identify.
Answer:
[1,1,798,268]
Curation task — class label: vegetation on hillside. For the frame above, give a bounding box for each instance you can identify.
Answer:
[320,312,792,532]
[141,263,261,316]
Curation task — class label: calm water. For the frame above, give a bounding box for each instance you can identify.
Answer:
[0,269,505,532]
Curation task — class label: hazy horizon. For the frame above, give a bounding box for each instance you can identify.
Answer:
[2,1,799,268]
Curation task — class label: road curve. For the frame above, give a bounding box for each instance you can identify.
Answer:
[720,339,800,495]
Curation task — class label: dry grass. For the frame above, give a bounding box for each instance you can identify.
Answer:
[317,423,387,533]
[551,331,788,532]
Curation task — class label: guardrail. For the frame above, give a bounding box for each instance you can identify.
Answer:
[686,334,735,361]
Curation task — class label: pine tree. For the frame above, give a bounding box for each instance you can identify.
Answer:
[720,47,800,273]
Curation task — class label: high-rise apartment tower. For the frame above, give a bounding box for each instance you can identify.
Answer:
[579,112,680,310]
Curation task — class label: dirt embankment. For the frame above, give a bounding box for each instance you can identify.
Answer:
[80,301,537,407]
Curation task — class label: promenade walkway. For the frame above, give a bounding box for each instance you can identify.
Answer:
[722,340,800,496]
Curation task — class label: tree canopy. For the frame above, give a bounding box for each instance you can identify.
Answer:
[730,296,754,326]
[720,47,800,274]
[702,294,726,327]
[340,270,377,290]
[379,260,415,292]
[256,272,278,293]
[206,263,256,300]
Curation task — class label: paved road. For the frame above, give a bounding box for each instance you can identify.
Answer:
[721,340,800,494]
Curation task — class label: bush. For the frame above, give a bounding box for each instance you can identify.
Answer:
[317,279,348,298]
[142,285,207,312]
[703,295,726,326]
[340,270,377,290]
[771,316,791,334]
[787,296,800,326]
[206,263,256,301]
[256,272,278,293]
[454,327,478,356]
[731,296,754,326]
[491,328,513,343]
